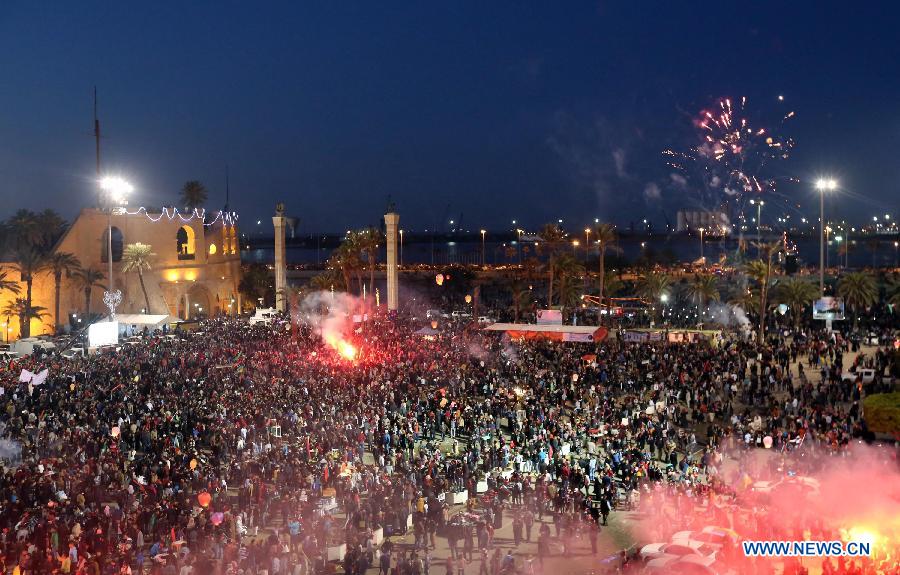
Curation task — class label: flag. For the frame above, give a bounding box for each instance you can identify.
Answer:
[19,369,34,383]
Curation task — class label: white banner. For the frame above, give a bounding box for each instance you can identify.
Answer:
[31,369,49,386]
[536,309,562,325]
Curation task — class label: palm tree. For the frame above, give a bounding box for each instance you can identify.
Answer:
[7,209,66,251]
[634,271,672,302]
[332,236,364,295]
[180,181,208,211]
[886,273,900,307]
[744,241,781,341]
[508,282,532,323]
[554,253,585,313]
[0,271,21,298]
[686,273,721,312]
[771,277,819,328]
[122,243,155,314]
[239,264,273,308]
[11,247,48,338]
[537,223,566,305]
[3,298,48,338]
[46,252,81,333]
[593,223,619,308]
[309,269,344,292]
[358,227,385,298]
[73,267,106,320]
[837,272,877,326]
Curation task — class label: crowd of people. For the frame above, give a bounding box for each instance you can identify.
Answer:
[0,306,896,575]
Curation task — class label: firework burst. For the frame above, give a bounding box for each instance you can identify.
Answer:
[664,96,795,212]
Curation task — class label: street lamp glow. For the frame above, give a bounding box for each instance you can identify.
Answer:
[99,176,133,204]
[660,294,669,303]
[815,179,837,191]
[814,177,837,294]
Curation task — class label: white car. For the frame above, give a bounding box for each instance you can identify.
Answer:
[61,347,86,359]
[477,316,496,324]
[249,308,278,325]
[841,368,876,384]
[752,476,820,498]
[671,554,737,575]
[644,554,680,572]
[671,526,739,550]
[451,311,472,319]
[640,541,715,563]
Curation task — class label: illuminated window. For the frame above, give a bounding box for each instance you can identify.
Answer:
[177,225,196,260]
[208,243,217,255]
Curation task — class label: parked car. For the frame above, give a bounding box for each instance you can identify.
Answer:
[451,311,472,319]
[640,541,715,563]
[671,526,739,550]
[841,368,876,384]
[671,554,737,575]
[477,316,496,324]
[61,347,86,360]
[12,338,56,356]
[248,308,278,325]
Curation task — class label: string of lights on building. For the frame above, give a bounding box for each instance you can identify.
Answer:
[118,206,239,227]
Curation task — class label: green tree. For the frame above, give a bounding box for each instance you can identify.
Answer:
[537,223,567,305]
[886,273,900,307]
[122,243,155,314]
[508,282,533,323]
[3,298,48,338]
[0,271,21,298]
[686,273,721,311]
[837,271,877,326]
[73,267,105,320]
[46,252,81,333]
[744,241,781,341]
[634,271,672,303]
[358,227,385,298]
[771,277,819,328]
[593,223,619,308]
[180,180,208,211]
[10,247,48,338]
[238,264,274,309]
[554,253,585,312]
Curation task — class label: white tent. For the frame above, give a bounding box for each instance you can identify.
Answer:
[102,314,179,329]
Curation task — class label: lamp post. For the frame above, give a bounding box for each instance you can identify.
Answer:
[399,229,404,267]
[698,228,705,262]
[516,228,523,263]
[584,228,591,262]
[480,230,486,266]
[99,176,132,320]
[750,199,764,255]
[815,179,837,293]
[572,239,579,256]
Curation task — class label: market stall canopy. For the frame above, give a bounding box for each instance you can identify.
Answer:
[483,323,607,342]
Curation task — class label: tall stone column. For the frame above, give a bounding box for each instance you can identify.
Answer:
[384,212,400,311]
[273,203,287,312]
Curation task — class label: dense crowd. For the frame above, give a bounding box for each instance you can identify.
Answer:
[0,310,896,575]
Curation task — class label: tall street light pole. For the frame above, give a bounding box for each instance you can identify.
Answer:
[815,179,837,294]
[99,176,132,320]
[399,229,404,267]
[480,230,486,266]
[584,228,591,262]
[698,228,705,262]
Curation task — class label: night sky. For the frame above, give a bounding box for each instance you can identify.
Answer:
[1,1,898,232]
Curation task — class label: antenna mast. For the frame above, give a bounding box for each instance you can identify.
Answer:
[94,87,101,176]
